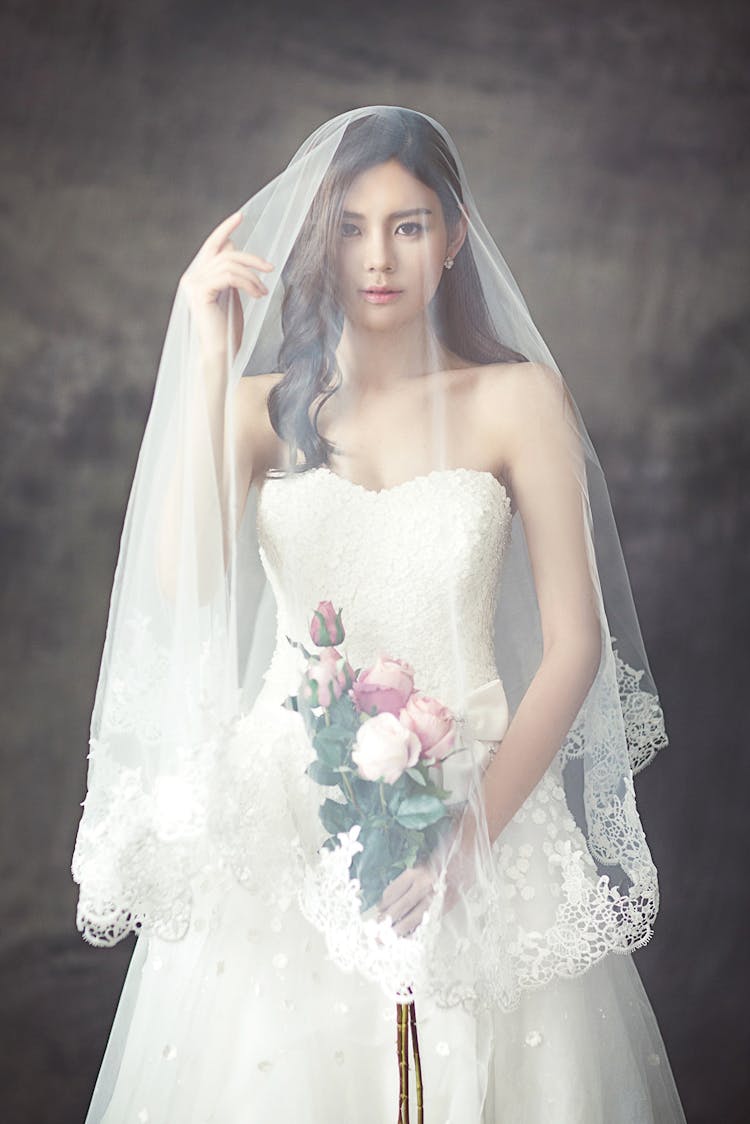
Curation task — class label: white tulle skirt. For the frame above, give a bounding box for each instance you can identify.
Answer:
[85,869,686,1124]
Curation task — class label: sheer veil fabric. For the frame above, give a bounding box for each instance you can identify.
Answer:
[72,105,672,1023]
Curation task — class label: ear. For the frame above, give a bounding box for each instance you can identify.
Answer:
[447,210,469,259]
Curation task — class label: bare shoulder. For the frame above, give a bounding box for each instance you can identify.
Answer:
[233,371,287,480]
[476,359,565,408]
[475,360,573,444]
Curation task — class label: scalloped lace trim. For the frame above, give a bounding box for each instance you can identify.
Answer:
[560,635,669,775]
[72,619,667,1013]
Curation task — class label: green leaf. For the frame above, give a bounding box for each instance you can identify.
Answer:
[354,830,390,906]
[319,798,356,836]
[316,725,352,754]
[405,767,427,786]
[316,723,352,745]
[394,793,447,830]
[387,788,404,816]
[358,878,386,912]
[400,835,421,869]
[423,817,453,853]
[418,775,452,801]
[369,815,391,830]
[349,775,381,815]
[315,741,342,769]
[306,760,340,787]
[313,726,351,768]
[328,692,358,728]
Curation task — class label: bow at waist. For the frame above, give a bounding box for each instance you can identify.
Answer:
[441,676,509,805]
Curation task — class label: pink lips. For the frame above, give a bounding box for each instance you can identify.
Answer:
[360,288,403,304]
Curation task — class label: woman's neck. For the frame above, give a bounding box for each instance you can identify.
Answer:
[335,318,449,394]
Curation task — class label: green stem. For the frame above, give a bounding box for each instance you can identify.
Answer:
[397,1001,410,1124]
[408,995,424,1124]
[340,771,364,815]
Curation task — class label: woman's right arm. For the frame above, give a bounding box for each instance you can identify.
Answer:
[156,210,276,601]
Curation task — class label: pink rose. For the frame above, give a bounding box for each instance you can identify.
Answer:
[302,647,354,708]
[351,655,415,716]
[351,712,422,785]
[309,600,345,647]
[399,693,456,763]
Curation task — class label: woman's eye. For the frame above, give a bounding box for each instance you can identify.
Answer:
[340,221,425,238]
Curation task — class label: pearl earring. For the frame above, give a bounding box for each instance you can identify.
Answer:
[444,256,454,270]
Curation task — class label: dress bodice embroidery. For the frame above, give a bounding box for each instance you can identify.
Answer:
[255,465,513,710]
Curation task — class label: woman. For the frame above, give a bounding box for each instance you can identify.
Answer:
[74,106,686,1121]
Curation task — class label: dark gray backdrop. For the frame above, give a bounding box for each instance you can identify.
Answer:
[1,1,747,1121]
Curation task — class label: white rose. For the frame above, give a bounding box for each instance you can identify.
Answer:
[351,712,422,785]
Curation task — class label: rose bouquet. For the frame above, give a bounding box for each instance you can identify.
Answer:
[283,599,510,1122]
[283,599,463,912]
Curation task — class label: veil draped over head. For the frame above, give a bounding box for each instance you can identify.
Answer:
[71,105,669,1014]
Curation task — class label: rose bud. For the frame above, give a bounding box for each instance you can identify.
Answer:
[303,647,354,708]
[309,600,345,647]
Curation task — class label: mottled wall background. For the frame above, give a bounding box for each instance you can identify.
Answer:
[1,1,747,1121]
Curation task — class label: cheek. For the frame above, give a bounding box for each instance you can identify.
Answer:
[333,250,358,306]
[413,235,445,275]
[408,249,445,301]
[335,247,353,281]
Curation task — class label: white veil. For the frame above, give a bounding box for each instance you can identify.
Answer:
[71,105,669,1015]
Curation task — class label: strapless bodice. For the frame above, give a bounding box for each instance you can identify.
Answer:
[254,465,513,710]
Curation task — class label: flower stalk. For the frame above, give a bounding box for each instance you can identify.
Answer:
[397,1001,410,1124]
[396,993,424,1124]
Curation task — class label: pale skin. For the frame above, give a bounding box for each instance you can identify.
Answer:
[179,157,601,938]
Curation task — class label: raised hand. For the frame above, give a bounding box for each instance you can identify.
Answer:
[178,210,274,360]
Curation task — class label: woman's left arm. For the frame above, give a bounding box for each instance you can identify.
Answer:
[480,361,602,846]
[377,363,603,934]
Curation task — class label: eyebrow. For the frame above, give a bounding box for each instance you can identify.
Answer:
[341,207,433,220]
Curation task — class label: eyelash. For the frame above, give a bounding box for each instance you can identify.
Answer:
[340,221,425,238]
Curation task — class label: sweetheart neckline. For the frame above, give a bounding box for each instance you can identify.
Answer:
[267,463,512,508]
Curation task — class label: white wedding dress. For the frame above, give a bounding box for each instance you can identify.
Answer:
[85,465,686,1123]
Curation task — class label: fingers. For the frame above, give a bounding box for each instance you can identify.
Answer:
[197,211,276,273]
[215,266,268,298]
[204,252,274,299]
[243,253,275,273]
[221,250,275,276]
[222,263,269,293]
[377,869,413,914]
[391,901,431,939]
[182,258,270,302]
[378,868,435,929]
[198,210,245,260]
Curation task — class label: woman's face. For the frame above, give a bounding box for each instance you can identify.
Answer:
[334,157,465,333]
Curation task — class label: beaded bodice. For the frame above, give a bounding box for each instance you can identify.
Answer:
[255,465,513,710]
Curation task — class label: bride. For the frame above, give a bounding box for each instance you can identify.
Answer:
[74,106,687,1121]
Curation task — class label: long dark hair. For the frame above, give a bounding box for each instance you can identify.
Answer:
[267,108,528,474]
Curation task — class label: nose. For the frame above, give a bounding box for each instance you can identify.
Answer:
[365,230,394,274]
